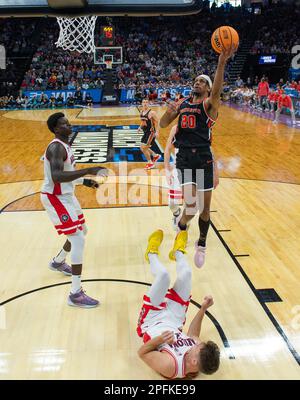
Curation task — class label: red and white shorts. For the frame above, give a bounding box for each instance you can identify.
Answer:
[41,193,85,236]
[136,288,191,343]
[167,168,183,204]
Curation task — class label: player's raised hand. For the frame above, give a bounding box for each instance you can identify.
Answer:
[202,295,214,310]
[219,44,238,64]
[160,331,175,344]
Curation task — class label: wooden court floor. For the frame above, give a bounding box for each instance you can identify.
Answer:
[0,105,300,380]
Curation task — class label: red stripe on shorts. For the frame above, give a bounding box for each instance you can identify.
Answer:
[166,288,190,307]
[46,193,81,234]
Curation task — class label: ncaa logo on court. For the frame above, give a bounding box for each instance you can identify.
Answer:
[70,124,164,163]
[61,214,69,222]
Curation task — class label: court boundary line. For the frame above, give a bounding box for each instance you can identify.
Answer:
[210,221,300,366]
[1,176,300,187]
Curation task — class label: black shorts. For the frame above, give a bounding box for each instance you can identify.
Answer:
[176,147,214,191]
[141,130,155,146]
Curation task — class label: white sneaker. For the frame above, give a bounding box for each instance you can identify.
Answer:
[194,243,206,268]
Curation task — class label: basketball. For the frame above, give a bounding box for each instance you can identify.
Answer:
[211,26,239,54]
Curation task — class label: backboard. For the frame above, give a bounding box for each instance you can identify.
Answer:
[0,0,203,17]
[94,47,123,65]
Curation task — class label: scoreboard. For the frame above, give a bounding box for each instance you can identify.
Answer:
[100,25,115,46]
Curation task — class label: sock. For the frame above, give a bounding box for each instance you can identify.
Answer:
[71,275,81,294]
[148,253,170,307]
[173,251,192,302]
[178,221,187,231]
[173,208,181,217]
[198,217,210,247]
[54,249,68,263]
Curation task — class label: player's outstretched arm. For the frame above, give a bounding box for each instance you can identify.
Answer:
[206,45,237,116]
[138,331,176,378]
[159,94,181,128]
[187,296,214,339]
[47,142,107,183]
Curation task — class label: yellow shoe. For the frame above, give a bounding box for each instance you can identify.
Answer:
[145,230,164,263]
[169,231,188,261]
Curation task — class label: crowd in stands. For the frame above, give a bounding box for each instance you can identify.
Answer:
[0,89,94,109]
[0,18,36,56]
[20,20,105,92]
[0,18,38,96]
[229,75,300,114]
[0,3,299,111]
[250,5,299,54]
[113,8,255,90]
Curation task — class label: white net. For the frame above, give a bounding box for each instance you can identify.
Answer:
[55,16,97,54]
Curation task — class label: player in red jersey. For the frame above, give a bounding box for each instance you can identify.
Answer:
[274,91,296,125]
[138,98,161,170]
[159,46,234,268]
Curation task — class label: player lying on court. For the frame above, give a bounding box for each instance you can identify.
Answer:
[160,46,236,268]
[40,112,107,308]
[138,98,161,170]
[137,230,220,379]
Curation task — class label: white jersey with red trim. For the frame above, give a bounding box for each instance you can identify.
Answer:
[158,331,197,379]
[41,138,76,195]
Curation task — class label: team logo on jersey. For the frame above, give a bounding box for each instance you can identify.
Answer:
[61,214,69,222]
[70,125,164,163]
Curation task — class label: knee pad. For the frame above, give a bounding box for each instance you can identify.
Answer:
[67,230,85,265]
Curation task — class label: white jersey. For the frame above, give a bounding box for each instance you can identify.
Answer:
[158,331,197,379]
[41,138,76,195]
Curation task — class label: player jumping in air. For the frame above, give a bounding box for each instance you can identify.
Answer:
[159,47,235,268]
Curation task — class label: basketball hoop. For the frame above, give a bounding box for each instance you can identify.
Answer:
[55,16,97,54]
[105,60,113,69]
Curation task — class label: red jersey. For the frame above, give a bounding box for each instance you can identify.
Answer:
[277,89,284,96]
[257,81,269,97]
[268,92,277,102]
[278,95,293,109]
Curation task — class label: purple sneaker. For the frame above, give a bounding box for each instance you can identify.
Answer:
[68,289,99,308]
[49,259,72,276]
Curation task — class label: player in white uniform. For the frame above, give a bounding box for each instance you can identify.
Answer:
[164,125,183,230]
[137,230,220,379]
[40,112,107,308]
